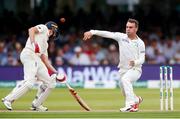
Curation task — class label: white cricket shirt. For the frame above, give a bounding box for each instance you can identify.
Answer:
[90,30,145,71]
[25,24,49,56]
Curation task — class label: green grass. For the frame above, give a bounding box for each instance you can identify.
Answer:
[0,88,180,118]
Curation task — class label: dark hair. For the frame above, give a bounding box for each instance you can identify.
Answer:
[127,18,139,28]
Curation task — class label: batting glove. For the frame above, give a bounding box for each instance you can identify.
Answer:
[56,73,67,83]
[50,73,57,80]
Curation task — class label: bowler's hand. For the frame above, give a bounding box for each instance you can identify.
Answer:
[129,61,135,67]
[83,31,93,41]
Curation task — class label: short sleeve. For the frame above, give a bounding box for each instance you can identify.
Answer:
[35,24,47,33]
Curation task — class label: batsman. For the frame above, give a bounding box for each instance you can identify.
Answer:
[2,21,64,111]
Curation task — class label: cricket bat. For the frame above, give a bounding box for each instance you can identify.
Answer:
[65,83,91,111]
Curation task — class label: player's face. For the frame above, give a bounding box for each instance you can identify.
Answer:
[126,22,137,36]
[48,29,53,37]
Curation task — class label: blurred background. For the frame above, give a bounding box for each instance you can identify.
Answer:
[0,0,180,88]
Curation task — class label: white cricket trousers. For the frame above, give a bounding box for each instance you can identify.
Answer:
[4,48,56,106]
[119,68,141,107]
[20,48,56,87]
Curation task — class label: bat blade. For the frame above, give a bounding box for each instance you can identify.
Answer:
[69,88,91,111]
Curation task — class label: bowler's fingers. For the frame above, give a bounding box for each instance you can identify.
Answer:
[83,32,92,41]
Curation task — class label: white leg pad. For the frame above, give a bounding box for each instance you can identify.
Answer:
[32,84,53,107]
[32,83,47,103]
[4,80,32,102]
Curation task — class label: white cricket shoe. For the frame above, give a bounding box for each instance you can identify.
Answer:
[120,96,143,112]
[120,106,132,112]
[2,98,12,110]
[31,105,48,111]
[130,96,143,112]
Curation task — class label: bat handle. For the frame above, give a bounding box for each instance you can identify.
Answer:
[65,83,73,90]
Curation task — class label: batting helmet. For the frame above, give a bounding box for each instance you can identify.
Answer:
[45,21,59,39]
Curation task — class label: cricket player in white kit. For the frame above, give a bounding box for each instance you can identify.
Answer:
[83,18,145,112]
[2,21,60,111]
